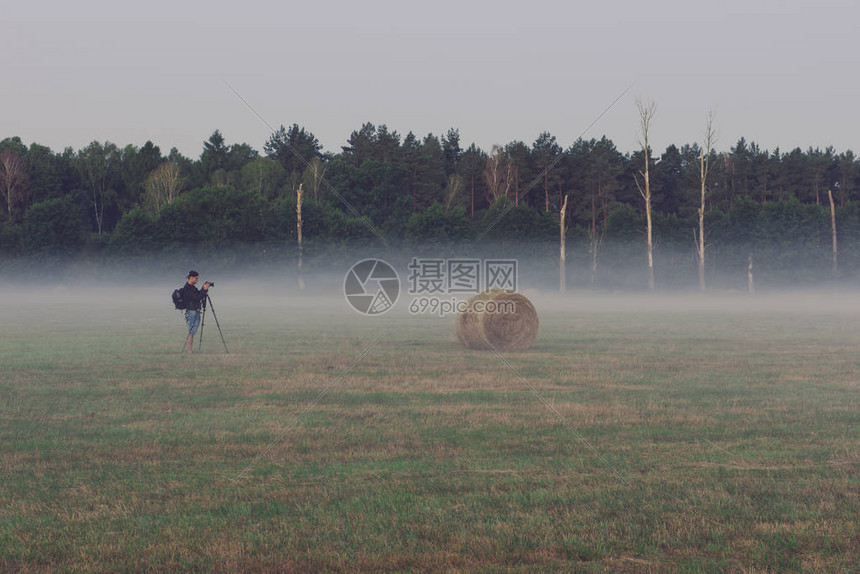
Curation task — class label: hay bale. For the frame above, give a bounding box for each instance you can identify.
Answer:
[455,290,539,351]
[454,290,495,350]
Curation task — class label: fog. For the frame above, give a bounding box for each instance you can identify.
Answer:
[1,238,859,342]
[3,261,859,338]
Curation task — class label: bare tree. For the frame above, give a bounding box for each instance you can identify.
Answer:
[634,98,657,290]
[588,191,604,285]
[747,253,755,295]
[297,183,305,290]
[828,188,838,276]
[695,111,717,290]
[484,145,513,204]
[0,150,29,223]
[144,161,183,214]
[559,194,569,292]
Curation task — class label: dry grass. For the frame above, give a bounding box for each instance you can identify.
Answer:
[0,289,858,571]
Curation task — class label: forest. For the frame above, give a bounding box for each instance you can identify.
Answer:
[1,123,859,289]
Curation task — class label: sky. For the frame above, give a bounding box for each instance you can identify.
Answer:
[2,0,858,159]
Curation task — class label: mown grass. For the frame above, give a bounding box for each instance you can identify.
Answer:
[1,288,858,572]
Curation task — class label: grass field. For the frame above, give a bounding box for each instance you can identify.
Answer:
[1,286,858,572]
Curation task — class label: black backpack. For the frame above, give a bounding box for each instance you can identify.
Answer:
[172,287,186,310]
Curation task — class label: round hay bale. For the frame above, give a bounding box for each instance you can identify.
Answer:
[455,290,539,351]
[454,290,496,350]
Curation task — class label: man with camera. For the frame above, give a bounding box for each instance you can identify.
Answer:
[178,270,212,354]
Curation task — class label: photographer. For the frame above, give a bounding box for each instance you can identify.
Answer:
[179,270,212,354]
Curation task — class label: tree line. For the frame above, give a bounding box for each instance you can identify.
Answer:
[1,123,859,288]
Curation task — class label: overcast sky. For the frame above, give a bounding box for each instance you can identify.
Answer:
[2,0,857,159]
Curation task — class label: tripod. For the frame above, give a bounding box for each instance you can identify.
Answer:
[198,293,229,353]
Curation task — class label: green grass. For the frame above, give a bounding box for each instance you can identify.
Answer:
[1,290,858,572]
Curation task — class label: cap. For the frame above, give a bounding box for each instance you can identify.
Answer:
[188,270,199,278]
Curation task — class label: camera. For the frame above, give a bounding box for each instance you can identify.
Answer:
[206,281,215,287]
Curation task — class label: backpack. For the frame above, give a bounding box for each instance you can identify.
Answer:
[172,287,186,310]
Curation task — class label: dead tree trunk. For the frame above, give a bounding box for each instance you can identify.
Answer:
[747,253,755,295]
[297,183,304,290]
[696,112,716,291]
[828,188,838,277]
[645,176,655,290]
[559,194,569,292]
[588,191,603,285]
[636,98,657,290]
[590,193,597,284]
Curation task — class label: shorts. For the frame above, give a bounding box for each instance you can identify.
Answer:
[185,309,201,334]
